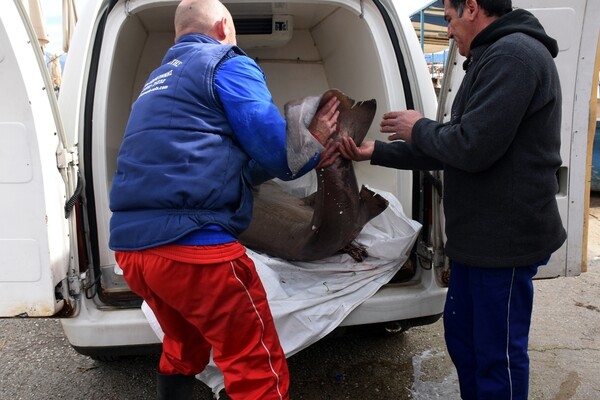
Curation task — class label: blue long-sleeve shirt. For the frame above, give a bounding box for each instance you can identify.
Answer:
[216,56,318,182]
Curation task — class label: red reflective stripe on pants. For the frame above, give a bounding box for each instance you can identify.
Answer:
[115,248,289,400]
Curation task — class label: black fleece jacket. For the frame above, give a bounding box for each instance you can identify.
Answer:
[372,9,567,268]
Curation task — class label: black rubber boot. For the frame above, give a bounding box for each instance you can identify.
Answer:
[156,372,195,400]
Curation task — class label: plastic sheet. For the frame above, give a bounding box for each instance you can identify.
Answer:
[142,188,421,396]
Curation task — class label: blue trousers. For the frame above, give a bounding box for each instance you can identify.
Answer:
[443,259,548,400]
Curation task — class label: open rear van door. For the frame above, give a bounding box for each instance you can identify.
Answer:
[437,0,600,277]
[0,1,79,317]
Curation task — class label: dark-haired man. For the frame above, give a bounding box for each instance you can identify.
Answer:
[340,0,566,398]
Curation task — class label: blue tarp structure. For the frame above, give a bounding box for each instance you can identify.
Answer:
[424,49,449,64]
[592,120,600,192]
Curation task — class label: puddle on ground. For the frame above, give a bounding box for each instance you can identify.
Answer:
[411,349,460,399]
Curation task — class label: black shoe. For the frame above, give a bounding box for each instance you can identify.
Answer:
[156,372,195,399]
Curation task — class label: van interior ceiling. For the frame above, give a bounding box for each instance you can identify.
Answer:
[92,1,415,303]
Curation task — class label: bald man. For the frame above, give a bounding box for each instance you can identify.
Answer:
[109,0,340,398]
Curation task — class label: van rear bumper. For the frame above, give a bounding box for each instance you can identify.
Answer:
[61,270,447,357]
[340,270,447,327]
[61,300,161,351]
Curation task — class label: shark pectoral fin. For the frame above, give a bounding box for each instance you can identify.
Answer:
[319,89,377,146]
[358,185,389,225]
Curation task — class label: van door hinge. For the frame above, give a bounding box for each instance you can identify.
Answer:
[432,246,446,268]
[56,146,79,169]
[67,270,87,297]
[416,240,434,269]
[416,240,446,270]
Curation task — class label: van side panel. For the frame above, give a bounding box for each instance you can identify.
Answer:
[0,3,70,316]
[515,0,600,277]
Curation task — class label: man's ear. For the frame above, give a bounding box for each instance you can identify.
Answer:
[464,0,479,20]
[214,17,228,42]
[463,0,481,21]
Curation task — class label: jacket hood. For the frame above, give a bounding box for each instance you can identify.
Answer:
[467,8,558,67]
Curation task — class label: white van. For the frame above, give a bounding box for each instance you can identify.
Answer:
[1,0,598,360]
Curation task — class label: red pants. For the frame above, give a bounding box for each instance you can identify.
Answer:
[115,242,289,400]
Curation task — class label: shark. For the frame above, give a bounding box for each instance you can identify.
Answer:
[239,89,389,262]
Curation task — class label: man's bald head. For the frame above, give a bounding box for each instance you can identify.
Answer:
[174,0,236,44]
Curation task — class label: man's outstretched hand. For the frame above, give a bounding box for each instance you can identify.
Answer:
[339,135,374,162]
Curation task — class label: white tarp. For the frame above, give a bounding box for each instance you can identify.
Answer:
[141,188,422,396]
